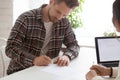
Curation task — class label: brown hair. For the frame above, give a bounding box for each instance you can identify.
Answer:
[113,0,120,25]
[54,0,79,9]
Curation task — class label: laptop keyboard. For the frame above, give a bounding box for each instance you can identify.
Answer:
[101,62,119,67]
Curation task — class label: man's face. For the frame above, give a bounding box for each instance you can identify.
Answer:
[48,2,72,23]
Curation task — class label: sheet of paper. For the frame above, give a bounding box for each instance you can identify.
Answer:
[40,64,77,78]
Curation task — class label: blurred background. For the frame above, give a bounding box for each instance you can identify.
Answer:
[0,0,116,47]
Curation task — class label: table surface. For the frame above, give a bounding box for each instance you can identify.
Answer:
[0,47,103,80]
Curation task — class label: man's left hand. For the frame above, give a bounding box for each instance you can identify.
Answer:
[53,55,70,66]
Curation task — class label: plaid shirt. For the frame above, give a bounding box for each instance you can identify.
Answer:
[5,4,80,74]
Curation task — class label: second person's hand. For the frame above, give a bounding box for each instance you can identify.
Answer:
[86,70,98,80]
[90,65,111,76]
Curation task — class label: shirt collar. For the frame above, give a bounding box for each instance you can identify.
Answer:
[36,4,48,20]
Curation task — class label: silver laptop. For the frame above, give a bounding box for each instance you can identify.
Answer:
[95,36,120,67]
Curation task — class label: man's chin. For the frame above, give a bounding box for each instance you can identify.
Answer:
[51,20,58,23]
[50,18,58,23]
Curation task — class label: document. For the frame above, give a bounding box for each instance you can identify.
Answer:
[40,64,77,78]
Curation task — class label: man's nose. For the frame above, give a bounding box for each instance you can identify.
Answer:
[56,14,63,20]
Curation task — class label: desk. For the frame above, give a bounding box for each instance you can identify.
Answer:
[0,47,97,80]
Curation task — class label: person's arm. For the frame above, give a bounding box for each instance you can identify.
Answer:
[53,19,80,66]
[63,19,80,60]
[5,13,36,67]
[90,65,111,76]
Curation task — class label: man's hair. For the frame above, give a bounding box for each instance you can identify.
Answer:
[54,0,79,9]
[113,0,120,25]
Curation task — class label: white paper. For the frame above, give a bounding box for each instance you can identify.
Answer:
[41,64,76,78]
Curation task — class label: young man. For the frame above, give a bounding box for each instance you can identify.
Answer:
[6,0,80,75]
[86,0,120,80]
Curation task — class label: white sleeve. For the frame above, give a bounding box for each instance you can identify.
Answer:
[91,76,105,80]
[92,76,115,80]
[112,67,118,78]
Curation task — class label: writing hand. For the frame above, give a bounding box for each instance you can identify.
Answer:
[33,55,52,66]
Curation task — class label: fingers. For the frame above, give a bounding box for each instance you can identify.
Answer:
[33,55,52,66]
[86,70,97,80]
[90,65,106,76]
[44,55,52,63]
[90,65,101,71]
[90,65,101,74]
[90,65,99,69]
[41,56,52,65]
[33,55,70,66]
[90,65,105,69]
[53,55,70,66]
[57,58,68,66]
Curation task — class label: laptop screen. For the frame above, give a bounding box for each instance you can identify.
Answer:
[95,36,120,67]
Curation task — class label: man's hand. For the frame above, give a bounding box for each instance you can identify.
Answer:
[33,55,52,66]
[53,55,70,66]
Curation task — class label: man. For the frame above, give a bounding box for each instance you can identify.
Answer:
[5,0,80,75]
[86,0,120,80]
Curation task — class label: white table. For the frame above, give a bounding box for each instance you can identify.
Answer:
[0,47,98,80]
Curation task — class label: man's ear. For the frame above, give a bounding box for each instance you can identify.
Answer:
[49,0,54,4]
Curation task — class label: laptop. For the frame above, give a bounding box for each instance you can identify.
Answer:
[95,36,120,67]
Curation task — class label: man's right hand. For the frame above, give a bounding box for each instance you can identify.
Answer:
[33,55,52,66]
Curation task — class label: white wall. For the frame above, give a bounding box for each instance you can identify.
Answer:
[13,0,49,23]
[13,0,29,24]
[0,0,49,39]
[0,0,13,39]
[29,0,49,9]
[78,0,115,37]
